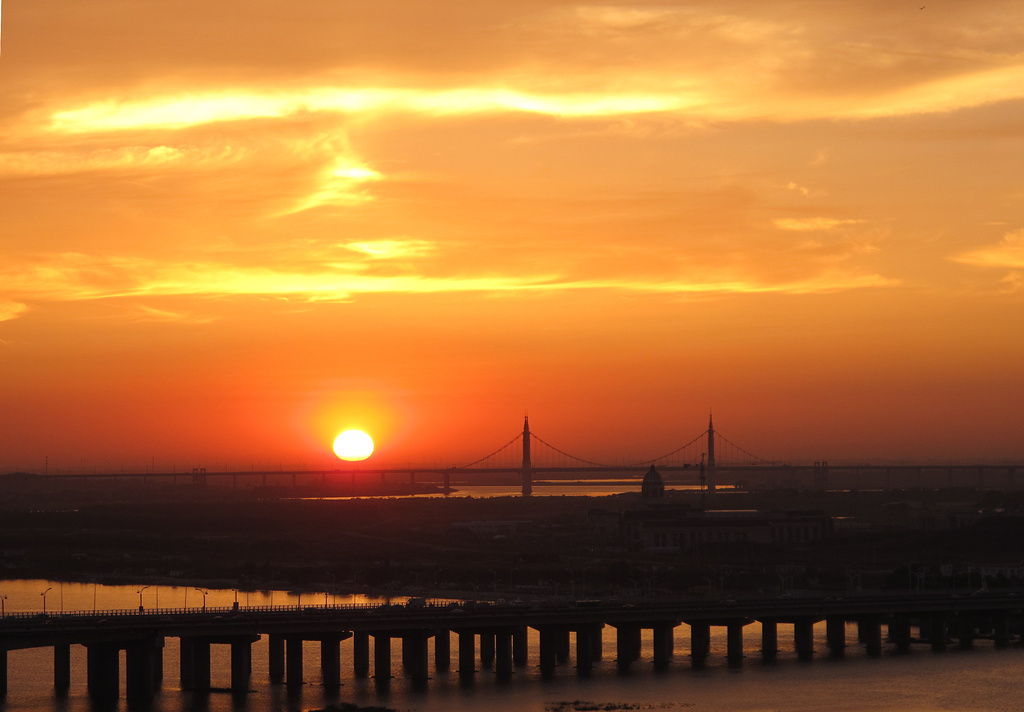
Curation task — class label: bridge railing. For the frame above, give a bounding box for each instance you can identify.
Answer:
[0,599,468,621]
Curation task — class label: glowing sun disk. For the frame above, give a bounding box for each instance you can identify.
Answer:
[333,430,374,461]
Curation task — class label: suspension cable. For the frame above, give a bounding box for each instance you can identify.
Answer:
[529,433,618,467]
[624,431,706,466]
[456,433,523,469]
[715,432,771,464]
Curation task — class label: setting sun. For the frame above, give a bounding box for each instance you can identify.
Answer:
[333,430,374,461]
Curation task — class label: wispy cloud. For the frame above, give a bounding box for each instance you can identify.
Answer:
[0,301,29,322]
[0,252,897,324]
[42,58,1024,140]
[774,217,866,232]
[129,306,219,324]
[0,146,241,176]
[342,240,435,259]
[954,229,1024,269]
[48,88,700,135]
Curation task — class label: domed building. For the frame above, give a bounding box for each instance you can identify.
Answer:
[641,465,665,498]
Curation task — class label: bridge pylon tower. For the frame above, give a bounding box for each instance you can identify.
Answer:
[522,416,533,497]
[706,413,716,493]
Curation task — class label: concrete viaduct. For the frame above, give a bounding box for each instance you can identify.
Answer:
[2,593,1023,706]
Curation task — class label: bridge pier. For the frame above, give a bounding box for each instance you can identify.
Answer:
[54,644,71,693]
[374,635,391,680]
[286,638,304,686]
[761,619,778,659]
[994,615,1011,648]
[793,618,814,660]
[859,617,883,656]
[457,630,475,677]
[826,617,846,657]
[179,638,195,690]
[402,632,430,684]
[929,614,948,651]
[353,632,370,677]
[513,626,529,666]
[727,622,745,665]
[126,639,162,705]
[232,639,254,692]
[435,630,451,671]
[615,625,641,669]
[827,618,843,655]
[321,636,342,688]
[479,632,495,667]
[653,624,675,670]
[574,628,594,676]
[268,635,285,683]
[86,642,121,702]
[690,622,710,667]
[182,638,212,691]
[956,616,975,650]
[495,629,514,678]
[537,627,559,676]
[889,616,912,652]
[555,628,571,664]
[153,643,164,684]
[589,625,603,661]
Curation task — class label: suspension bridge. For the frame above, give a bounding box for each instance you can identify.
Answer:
[23,416,1024,493]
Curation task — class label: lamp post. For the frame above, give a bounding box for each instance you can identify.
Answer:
[1,595,6,617]
[137,586,150,612]
[194,588,208,611]
[42,587,52,614]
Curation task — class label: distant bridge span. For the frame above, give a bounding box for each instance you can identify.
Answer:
[19,416,1023,493]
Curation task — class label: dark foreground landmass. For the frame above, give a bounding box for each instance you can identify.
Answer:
[2,475,1024,597]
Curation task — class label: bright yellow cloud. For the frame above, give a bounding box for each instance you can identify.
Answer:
[774,218,867,232]
[0,252,896,322]
[0,146,229,176]
[954,229,1024,269]
[49,88,700,134]
[0,301,29,322]
[342,240,434,259]
[44,60,1024,140]
[282,156,384,214]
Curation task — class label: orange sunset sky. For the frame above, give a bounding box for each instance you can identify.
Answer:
[1,1,1023,472]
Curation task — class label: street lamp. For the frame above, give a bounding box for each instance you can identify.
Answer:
[1,595,7,617]
[137,586,150,612]
[42,587,52,614]
[194,588,208,611]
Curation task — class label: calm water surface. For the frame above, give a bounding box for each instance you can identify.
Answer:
[2,580,1022,712]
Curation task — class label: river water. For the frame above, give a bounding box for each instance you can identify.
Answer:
[1,579,1022,712]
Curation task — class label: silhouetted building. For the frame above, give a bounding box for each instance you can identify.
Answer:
[641,465,665,498]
